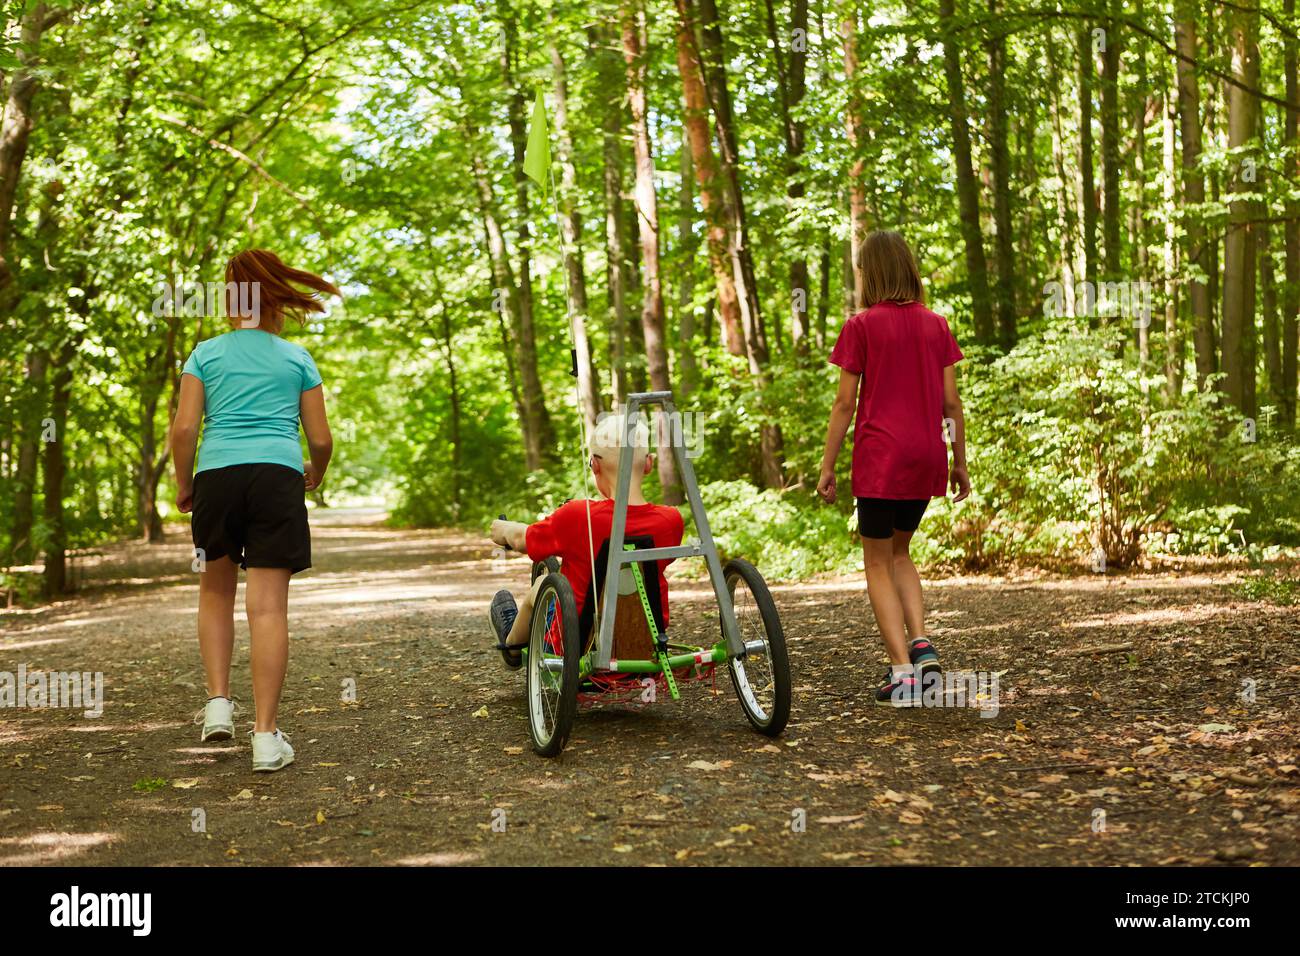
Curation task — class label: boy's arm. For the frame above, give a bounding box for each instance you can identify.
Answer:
[817,369,860,504]
[943,365,971,501]
[490,519,529,552]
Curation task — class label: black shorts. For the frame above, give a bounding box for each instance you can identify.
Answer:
[191,463,311,573]
[856,497,929,539]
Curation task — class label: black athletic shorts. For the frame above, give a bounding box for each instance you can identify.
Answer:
[856,497,929,540]
[191,463,311,573]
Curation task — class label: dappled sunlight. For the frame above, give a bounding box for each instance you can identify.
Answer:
[0,636,72,652]
[66,720,182,734]
[0,831,115,866]
[395,851,482,866]
[1,613,130,636]
[172,753,237,766]
[1067,604,1258,630]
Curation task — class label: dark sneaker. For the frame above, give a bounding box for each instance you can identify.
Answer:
[875,674,921,707]
[490,590,522,668]
[909,637,941,676]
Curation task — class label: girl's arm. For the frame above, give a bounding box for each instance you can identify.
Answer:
[300,384,333,490]
[817,369,861,504]
[943,365,971,501]
[171,374,205,513]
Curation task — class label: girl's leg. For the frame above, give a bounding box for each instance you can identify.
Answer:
[891,530,926,641]
[245,566,291,733]
[862,537,909,665]
[198,556,239,699]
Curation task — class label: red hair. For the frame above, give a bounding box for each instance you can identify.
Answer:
[224,249,341,333]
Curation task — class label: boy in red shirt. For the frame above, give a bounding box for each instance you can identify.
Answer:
[488,413,684,666]
[816,230,971,707]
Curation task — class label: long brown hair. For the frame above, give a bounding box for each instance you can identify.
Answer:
[857,230,925,308]
[224,249,341,334]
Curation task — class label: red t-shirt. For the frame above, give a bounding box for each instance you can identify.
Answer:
[525,499,685,624]
[829,301,963,499]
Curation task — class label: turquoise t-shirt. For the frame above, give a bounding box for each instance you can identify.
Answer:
[181,329,323,475]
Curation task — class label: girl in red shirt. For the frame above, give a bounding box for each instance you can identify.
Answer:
[816,231,971,707]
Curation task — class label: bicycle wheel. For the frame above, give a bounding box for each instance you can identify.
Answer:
[723,559,791,736]
[526,571,581,757]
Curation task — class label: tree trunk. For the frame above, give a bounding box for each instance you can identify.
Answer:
[590,23,633,403]
[817,236,831,348]
[1261,221,1282,411]
[1174,14,1215,385]
[440,302,463,516]
[763,0,809,352]
[672,0,745,357]
[1078,26,1100,301]
[0,3,62,314]
[42,336,76,598]
[1048,34,1079,317]
[677,115,700,398]
[692,0,767,362]
[1283,0,1299,427]
[686,0,784,486]
[986,0,1016,348]
[842,11,868,310]
[1132,24,1149,364]
[1163,86,1183,396]
[939,0,994,344]
[623,1,682,503]
[1099,1,1123,294]
[499,6,556,466]
[1221,4,1261,416]
[469,147,544,470]
[9,349,46,565]
[550,35,602,434]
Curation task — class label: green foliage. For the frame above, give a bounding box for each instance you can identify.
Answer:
[696,480,860,581]
[1,0,1297,595]
[1237,572,1300,606]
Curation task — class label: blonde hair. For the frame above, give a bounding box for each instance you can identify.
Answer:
[224,249,341,334]
[590,412,650,472]
[857,230,925,308]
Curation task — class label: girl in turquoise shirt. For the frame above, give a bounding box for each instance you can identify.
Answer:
[171,249,339,773]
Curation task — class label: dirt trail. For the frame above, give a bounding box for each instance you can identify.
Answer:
[1,512,1297,866]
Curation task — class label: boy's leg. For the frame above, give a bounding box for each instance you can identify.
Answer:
[198,555,239,699]
[863,536,909,666]
[245,566,291,733]
[891,530,926,641]
[504,575,545,648]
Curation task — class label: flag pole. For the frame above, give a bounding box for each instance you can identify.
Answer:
[529,88,601,639]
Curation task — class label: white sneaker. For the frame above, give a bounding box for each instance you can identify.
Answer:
[251,729,295,773]
[194,697,238,742]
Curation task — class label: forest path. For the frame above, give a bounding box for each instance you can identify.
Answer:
[1,512,1297,866]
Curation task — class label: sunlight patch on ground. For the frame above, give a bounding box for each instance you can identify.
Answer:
[1067,604,1246,630]
[66,721,180,734]
[394,850,481,866]
[0,636,71,651]
[1,613,129,635]
[0,831,115,866]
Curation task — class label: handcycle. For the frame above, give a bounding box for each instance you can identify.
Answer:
[507,391,792,757]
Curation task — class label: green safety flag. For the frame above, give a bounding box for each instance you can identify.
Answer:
[522,89,551,188]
